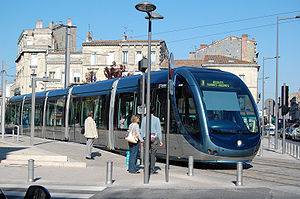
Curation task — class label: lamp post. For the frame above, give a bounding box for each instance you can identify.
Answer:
[135,1,163,184]
[260,57,275,155]
[274,14,300,149]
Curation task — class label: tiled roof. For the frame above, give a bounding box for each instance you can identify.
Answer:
[202,55,255,65]
[83,40,164,46]
[174,59,203,67]
[168,55,257,68]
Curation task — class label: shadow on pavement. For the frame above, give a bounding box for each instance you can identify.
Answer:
[0,146,28,162]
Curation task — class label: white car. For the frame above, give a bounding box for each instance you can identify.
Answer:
[292,128,300,141]
[265,124,275,135]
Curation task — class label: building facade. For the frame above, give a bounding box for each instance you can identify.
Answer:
[175,55,260,103]
[81,33,169,81]
[190,34,258,63]
[14,19,78,95]
[13,20,169,96]
[289,89,300,122]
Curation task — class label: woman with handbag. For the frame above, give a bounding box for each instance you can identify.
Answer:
[127,115,143,174]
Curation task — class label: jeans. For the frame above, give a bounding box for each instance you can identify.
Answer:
[128,141,140,173]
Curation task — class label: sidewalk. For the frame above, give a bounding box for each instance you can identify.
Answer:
[0,135,299,195]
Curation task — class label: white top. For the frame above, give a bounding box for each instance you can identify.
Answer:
[84,117,98,139]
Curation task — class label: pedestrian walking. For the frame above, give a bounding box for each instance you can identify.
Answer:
[141,106,163,174]
[84,111,98,160]
[127,115,143,174]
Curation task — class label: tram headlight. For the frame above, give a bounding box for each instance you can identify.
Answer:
[237,140,242,147]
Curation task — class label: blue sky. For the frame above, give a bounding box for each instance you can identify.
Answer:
[0,0,299,108]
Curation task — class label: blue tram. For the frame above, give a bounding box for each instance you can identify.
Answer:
[5,67,261,163]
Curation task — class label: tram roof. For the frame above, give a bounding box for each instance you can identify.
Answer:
[71,78,116,96]
[8,67,235,102]
[48,88,69,97]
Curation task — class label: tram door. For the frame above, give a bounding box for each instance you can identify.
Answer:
[154,88,183,157]
[115,92,135,149]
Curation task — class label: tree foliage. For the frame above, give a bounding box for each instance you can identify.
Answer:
[104,61,126,79]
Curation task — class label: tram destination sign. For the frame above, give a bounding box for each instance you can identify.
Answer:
[200,80,231,88]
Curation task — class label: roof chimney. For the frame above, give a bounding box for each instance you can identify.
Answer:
[122,32,127,41]
[35,19,43,29]
[49,21,53,29]
[86,32,92,42]
[67,18,72,26]
[200,45,207,49]
[241,34,248,61]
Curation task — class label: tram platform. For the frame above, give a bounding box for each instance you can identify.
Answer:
[0,134,299,198]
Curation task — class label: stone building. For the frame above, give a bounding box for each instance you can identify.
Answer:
[81,33,169,81]
[13,19,169,96]
[289,89,300,122]
[14,19,78,95]
[175,54,260,102]
[190,34,258,63]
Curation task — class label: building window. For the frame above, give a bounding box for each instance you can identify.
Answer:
[49,71,55,79]
[239,74,245,82]
[27,39,32,46]
[91,53,96,65]
[122,51,128,64]
[136,51,143,64]
[151,51,156,65]
[30,54,38,68]
[107,52,114,65]
[73,70,80,83]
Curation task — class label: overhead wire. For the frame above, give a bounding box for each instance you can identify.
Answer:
[133,9,300,38]
[168,20,300,44]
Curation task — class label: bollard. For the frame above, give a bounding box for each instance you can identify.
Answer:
[12,129,15,141]
[15,125,19,142]
[188,156,194,176]
[28,159,34,182]
[106,160,113,185]
[236,162,243,186]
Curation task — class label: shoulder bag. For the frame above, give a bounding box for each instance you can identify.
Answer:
[125,129,138,144]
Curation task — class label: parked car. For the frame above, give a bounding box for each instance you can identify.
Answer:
[292,127,300,141]
[285,127,294,139]
[265,124,275,135]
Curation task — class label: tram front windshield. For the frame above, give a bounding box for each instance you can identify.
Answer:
[195,73,258,134]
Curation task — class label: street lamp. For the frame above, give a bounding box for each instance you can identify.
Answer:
[135,1,163,184]
[274,14,300,150]
[260,56,276,155]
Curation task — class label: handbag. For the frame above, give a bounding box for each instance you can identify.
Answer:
[125,129,138,144]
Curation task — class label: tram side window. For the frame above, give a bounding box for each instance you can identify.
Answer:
[23,103,31,128]
[80,96,99,127]
[34,101,43,126]
[175,76,200,140]
[69,97,81,127]
[5,104,13,124]
[6,103,21,125]
[116,93,135,130]
[98,95,107,128]
[46,98,65,126]
[154,88,167,132]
